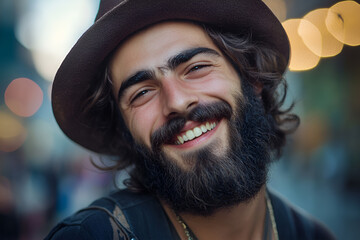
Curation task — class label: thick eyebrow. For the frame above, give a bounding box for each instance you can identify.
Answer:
[167,47,220,70]
[117,47,220,101]
[118,70,156,100]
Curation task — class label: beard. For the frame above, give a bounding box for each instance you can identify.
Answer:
[131,81,275,216]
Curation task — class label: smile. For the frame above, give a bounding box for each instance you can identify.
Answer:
[175,121,217,145]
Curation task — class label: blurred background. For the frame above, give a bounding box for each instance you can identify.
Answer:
[0,0,359,239]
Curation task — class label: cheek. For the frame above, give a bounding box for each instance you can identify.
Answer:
[127,105,162,147]
[198,73,241,102]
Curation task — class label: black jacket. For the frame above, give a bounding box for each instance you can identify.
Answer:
[45,189,335,240]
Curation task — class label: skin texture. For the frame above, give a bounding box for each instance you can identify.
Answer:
[110,21,242,169]
[110,22,270,240]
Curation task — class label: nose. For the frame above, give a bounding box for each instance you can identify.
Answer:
[161,77,199,118]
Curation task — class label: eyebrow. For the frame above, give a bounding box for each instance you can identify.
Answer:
[118,70,155,100]
[117,47,220,101]
[167,47,220,71]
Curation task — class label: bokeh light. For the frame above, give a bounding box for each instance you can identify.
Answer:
[0,112,27,152]
[15,0,100,81]
[303,8,344,57]
[326,1,360,46]
[283,19,321,71]
[5,78,43,117]
[263,0,287,22]
[298,18,323,57]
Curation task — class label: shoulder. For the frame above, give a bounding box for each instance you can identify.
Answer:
[44,189,151,240]
[268,190,336,240]
[44,207,115,239]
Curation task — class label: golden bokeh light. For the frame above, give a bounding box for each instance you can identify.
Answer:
[283,19,321,71]
[326,0,360,46]
[298,18,323,57]
[303,8,344,57]
[263,0,287,22]
[0,112,27,152]
[5,78,44,117]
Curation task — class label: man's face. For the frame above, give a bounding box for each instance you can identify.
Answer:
[110,22,273,215]
[111,21,242,168]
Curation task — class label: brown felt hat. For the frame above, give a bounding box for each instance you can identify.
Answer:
[52,0,290,154]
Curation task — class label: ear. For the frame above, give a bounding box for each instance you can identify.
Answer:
[253,81,263,96]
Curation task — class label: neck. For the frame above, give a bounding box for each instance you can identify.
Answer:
[161,185,268,240]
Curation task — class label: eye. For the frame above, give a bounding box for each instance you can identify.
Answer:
[188,64,211,73]
[130,89,149,103]
[185,63,212,79]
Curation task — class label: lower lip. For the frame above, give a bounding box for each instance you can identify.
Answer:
[169,120,221,149]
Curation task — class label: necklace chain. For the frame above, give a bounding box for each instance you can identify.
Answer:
[175,192,279,240]
[176,214,195,240]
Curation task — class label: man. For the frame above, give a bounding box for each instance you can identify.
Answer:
[46,0,335,239]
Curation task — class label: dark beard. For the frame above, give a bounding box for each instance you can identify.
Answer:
[133,81,274,216]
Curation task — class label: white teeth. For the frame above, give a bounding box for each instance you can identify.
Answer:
[201,125,207,133]
[175,122,217,145]
[186,130,195,140]
[177,135,184,144]
[193,127,202,137]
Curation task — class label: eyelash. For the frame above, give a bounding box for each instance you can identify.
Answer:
[188,64,211,73]
[131,89,149,103]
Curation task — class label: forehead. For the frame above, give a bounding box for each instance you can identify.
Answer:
[110,21,219,87]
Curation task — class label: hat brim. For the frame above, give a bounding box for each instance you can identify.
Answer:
[52,0,289,154]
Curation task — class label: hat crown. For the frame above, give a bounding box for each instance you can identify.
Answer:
[96,0,128,21]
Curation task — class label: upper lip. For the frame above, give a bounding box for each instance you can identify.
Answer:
[178,120,204,134]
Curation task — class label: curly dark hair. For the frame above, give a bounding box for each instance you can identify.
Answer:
[83,23,299,191]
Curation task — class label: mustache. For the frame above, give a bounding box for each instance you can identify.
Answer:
[150,101,233,152]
